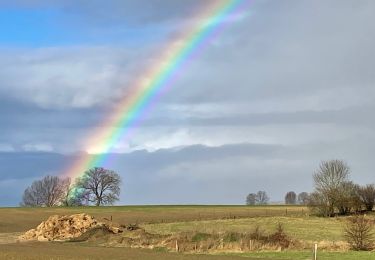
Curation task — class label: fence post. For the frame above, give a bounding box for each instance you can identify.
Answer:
[176,240,179,252]
[313,243,317,260]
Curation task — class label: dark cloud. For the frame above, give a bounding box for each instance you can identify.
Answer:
[0,143,297,205]
[2,140,373,206]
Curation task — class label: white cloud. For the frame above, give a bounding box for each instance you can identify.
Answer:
[22,143,54,152]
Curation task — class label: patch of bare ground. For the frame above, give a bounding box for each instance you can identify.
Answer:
[0,232,22,244]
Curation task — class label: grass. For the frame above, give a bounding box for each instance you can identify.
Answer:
[143,216,346,242]
[0,242,249,260]
[229,251,375,260]
[0,205,307,233]
[0,205,374,259]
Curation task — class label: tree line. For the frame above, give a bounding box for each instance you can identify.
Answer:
[246,190,309,206]
[245,160,375,217]
[21,167,121,207]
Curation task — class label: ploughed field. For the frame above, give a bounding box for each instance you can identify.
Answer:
[0,205,374,260]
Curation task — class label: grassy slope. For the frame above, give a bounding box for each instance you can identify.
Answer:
[0,242,250,260]
[230,251,375,260]
[0,205,306,233]
[0,206,374,259]
[143,216,345,242]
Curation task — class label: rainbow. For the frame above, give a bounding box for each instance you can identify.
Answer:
[63,0,249,181]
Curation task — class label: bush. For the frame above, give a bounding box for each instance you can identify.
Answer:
[344,215,374,251]
[223,232,240,242]
[191,232,211,242]
[249,225,265,240]
[269,223,290,248]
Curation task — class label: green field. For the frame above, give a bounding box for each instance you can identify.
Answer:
[0,205,374,260]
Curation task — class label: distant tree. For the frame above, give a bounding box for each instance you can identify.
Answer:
[246,193,257,205]
[256,191,270,205]
[73,167,121,206]
[285,191,297,205]
[358,184,375,212]
[21,176,70,207]
[297,192,309,205]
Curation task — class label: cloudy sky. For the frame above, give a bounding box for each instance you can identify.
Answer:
[0,0,374,206]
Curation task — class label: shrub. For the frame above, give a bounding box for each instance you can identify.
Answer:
[344,215,374,251]
[223,232,240,242]
[191,232,211,242]
[249,225,265,240]
[269,223,291,248]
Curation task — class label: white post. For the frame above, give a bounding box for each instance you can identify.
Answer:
[314,243,318,260]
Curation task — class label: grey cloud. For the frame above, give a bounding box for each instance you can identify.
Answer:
[0,139,373,205]
[163,0,375,106]
[2,141,373,206]
[0,143,296,205]
[0,46,157,109]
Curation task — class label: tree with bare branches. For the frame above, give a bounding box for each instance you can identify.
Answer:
[309,160,354,216]
[313,160,350,193]
[297,192,309,205]
[358,184,375,212]
[256,191,269,205]
[246,193,257,205]
[21,175,70,207]
[285,191,297,205]
[344,215,374,251]
[73,167,121,206]
[245,191,269,205]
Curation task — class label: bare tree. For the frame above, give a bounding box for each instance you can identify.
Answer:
[335,181,361,215]
[256,191,269,205]
[309,160,353,216]
[358,184,375,212]
[297,192,309,205]
[74,167,121,206]
[59,178,85,206]
[344,215,374,251]
[246,193,257,205]
[284,191,297,205]
[308,191,332,217]
[313,160,350,192]
[22,176,69,207]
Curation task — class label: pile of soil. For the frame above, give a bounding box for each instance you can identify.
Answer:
[20,213,122,242]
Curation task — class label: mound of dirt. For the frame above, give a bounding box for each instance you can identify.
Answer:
[19,213,122,242]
